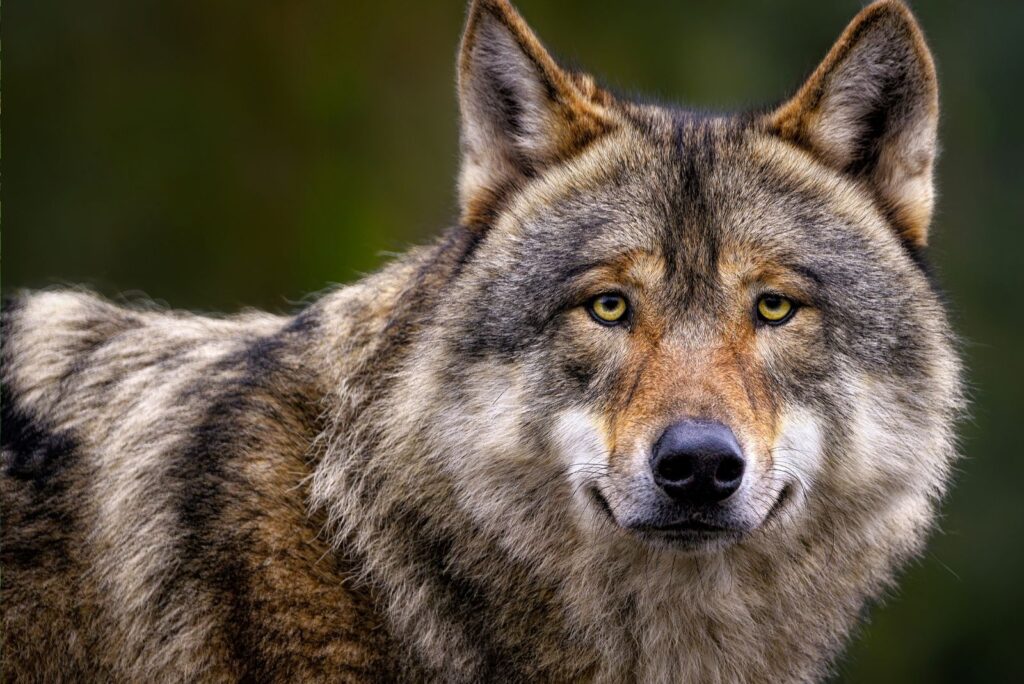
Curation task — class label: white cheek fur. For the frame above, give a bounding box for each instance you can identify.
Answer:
[770,406,825,508]
[554,409,611,515]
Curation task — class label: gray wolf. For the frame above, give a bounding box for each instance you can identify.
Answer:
[1,0,962,681]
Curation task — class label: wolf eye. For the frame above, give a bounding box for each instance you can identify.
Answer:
[756,294,796,325]
[589,293,629,325]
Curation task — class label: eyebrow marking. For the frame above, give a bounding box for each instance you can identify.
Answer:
[788,263,825,287]
[556,261,606,287]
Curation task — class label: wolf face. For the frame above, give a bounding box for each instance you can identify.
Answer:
[385,0,959,564]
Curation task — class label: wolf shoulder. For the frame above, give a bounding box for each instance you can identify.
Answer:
[3,288,287,433]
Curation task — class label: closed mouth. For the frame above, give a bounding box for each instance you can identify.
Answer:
[588,488,741,537]
[588,487,746,551]
[588,482,793,550]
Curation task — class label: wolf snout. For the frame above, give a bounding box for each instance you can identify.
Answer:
[650,420,746,505]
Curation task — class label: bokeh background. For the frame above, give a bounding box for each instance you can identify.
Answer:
[4,1,1022,680]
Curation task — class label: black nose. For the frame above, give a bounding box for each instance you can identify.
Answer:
[650,420,745,505]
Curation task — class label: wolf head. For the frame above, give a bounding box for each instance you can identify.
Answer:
[315,2,960,674]
[385,0,960,559]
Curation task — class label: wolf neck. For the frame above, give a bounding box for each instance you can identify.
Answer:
[306,235,892,683]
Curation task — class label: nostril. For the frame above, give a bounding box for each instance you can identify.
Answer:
[715,455,744,485]
[655,454,694,484]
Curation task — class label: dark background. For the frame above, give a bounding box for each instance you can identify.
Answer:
[4,2,1022,680]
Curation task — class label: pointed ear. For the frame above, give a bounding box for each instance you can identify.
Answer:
[765,0,939,247]
[457,0,614,228]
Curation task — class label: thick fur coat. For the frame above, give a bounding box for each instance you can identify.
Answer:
[2,1,962,681]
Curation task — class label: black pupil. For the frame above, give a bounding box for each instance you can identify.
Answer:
[601,296,619,310]
[763,296,782,310]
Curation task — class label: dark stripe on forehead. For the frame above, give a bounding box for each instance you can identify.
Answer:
[663,113,724,305]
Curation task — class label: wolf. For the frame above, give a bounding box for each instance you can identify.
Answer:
[2,0,962,681]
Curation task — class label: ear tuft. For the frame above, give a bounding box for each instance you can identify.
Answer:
[766,0,939,247]
[457,0,613,228]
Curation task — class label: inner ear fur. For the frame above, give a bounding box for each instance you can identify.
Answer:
[765,0,939,247]
[457,0,614,229]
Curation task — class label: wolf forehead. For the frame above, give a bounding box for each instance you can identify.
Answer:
[447,114,934,362]
[483,114,901,271]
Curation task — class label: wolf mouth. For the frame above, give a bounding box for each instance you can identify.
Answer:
[588,483,794,540]
[588,487,741,537]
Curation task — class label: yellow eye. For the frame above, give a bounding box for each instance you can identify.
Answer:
[589,293,629,324]
[756,294,795,324]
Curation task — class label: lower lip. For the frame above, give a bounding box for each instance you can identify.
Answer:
[648,522,732,534]
[647,524,737,540]
[643,527,743,550]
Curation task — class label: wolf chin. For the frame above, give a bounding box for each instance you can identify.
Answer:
[2,1,962,681]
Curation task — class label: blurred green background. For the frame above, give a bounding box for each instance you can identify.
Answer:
[4,1,1022,680]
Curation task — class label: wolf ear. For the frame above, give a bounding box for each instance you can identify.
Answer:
[766,0,939,247]
[457,0,613,228]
